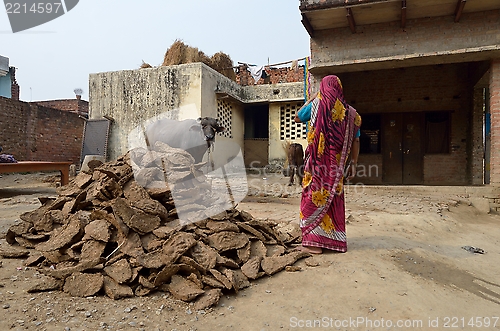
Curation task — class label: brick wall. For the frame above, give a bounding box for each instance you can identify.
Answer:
[34,97,89,116]
[9,67,19,101]
[236,64,304,86]
[355,154,382,185]
[0,96,84,165]
[490,60,500,185]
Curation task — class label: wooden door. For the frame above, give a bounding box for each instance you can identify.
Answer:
[402,113,423,184]
[382,113,403,184]
[382,113,423,184]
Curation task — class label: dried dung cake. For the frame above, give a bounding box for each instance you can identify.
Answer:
[4,143,306,309]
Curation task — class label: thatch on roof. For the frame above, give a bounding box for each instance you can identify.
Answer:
[162,39,187,66]
[211,52,236,81]
[162,39,212,66]
[161,39,236,81]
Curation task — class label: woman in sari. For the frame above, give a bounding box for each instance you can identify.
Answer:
[294,75,361,254]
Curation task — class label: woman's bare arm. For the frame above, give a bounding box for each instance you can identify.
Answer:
[295,91,318,123]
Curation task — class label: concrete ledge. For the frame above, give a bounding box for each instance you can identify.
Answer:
[344,184,500,213]
[345,184,500,196]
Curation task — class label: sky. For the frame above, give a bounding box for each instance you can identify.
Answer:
[1,0,311,102]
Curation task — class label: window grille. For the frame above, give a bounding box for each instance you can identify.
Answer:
[217,100,233,138]
[280,102,306,140]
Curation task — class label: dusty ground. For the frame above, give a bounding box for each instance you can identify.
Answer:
[0,171,500,331]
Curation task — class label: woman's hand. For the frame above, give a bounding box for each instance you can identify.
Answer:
[346,163,357,180]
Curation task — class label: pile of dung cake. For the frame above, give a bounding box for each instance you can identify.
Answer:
[1,142,306,310]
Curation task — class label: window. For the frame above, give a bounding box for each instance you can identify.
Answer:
[280,102,306,140]
[217,100,232,138]
[425,111,450,154]
[359,114,381,154]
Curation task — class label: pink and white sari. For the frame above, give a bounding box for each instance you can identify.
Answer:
[299,75,361,252]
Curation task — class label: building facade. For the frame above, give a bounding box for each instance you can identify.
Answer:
[299,0,500,186]
[88,63,306,168]
[0,55,19,100]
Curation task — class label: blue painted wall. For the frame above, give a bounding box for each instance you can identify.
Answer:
[0,72,11,98]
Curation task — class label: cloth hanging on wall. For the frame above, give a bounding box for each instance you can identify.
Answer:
[261,68,269,79]
[247,65,264,84]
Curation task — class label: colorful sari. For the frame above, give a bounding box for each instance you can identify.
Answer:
[299,75,361,252]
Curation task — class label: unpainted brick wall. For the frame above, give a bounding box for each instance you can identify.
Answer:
[354,154,382,185]
[0,96,84,165]
[34,98,89,116]
[236,64,304,86]
[490,60,500,185]
[9,67,19,101]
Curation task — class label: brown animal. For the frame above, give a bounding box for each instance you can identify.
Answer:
[287,143,304,186]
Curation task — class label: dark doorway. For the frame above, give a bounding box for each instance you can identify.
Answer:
[359,113,381,154]
[382,113,424,184]
[244,105,269,139]
[244,105,269,167]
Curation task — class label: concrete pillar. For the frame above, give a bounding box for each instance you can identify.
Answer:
[489,60,500,185]
[471,87,484,185]
[485,88,491,184]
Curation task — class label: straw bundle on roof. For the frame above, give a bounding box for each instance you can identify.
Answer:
[161,40,235,81]
[162,39,187,66]
[211,52,236,81]
[162,39,210,66]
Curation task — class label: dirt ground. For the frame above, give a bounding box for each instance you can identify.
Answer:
[0,171,500,331]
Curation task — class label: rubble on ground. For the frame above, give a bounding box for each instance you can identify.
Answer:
[1,142,306,309]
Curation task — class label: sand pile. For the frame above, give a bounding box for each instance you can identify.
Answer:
[1,143,306,310]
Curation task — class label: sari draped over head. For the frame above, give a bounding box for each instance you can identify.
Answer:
[299,75,362,252]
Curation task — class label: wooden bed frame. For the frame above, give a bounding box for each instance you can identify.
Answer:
[0,161,72,186]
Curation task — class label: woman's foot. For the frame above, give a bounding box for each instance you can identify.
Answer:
[295,245,323,254]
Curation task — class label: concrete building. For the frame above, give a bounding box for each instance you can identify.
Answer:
[0,55,20,100]
[89,63,305,168]
[299,0,500,186]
